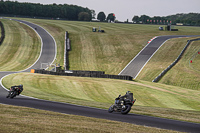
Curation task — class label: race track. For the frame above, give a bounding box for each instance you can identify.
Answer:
[0,19,200,133]
[119,35,195,79]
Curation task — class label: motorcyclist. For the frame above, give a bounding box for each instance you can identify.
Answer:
[11,84,23,95]
[115,91,133,104]
[6,84,23,98]
[109,91,135,114]
[120,91,132,100]
[18,84,23,94]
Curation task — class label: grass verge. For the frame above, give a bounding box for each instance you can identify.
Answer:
[159,40,200,90]
[0,19,40,71]
[2,73,200,123]
[0,104,180,133]
[137,37,200,90]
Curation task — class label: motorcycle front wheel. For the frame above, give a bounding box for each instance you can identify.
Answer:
[108,105,114,113]
[121,104,131,114]
[10,91,17,99]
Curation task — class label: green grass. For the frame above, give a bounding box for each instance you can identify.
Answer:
[1,18,200,132]
[159,40,200,90]
[12,18,200,74]
[0,19,41,71]
[0,104,180,133]
[138,38,200,90]
[190,41,200,71]
[2,73,200,123]
[10,18,200,90]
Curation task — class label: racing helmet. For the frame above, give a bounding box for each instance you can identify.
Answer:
[19,84,23,87]
[126,91,131,94]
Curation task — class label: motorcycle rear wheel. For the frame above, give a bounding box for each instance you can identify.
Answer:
[121,104,131,114]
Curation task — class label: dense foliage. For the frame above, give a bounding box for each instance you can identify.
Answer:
[97,12,106,22]
[107,13,116,22]
[132,13,200,26]
[0,1,92,20]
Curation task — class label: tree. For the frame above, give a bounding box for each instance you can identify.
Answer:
[78,12,90,21]
[140,15,150,23]
[91,9,96,19]
[107,13,116,22]
[97,11,106,21]
[132,15,139,23]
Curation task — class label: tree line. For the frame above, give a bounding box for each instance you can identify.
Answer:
[132,13,200,26]
[96,12,200,26]
[0,1,199,26]
[0,0,93,21]
[97,12,116,22]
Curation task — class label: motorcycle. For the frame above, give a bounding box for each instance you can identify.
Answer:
[108,92,136,114]
[6,85,23,99]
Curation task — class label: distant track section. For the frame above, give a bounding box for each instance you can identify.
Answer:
[119,35,194,79]
[12,19,56,72]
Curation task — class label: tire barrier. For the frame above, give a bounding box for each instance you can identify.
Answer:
[0,21,5,45]
[153,38,200,82]
[33,69,132,81]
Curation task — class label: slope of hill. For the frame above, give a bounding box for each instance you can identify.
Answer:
[2,72,200,123]
[14,18,200,75]
[0,19,40,71]
[137,38,200,90]
[159,39,200,90]
[1,18,200,125]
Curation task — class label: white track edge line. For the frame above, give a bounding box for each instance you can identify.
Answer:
[118,36,158,75]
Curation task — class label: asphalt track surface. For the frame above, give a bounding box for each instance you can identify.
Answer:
[0,19,200,133]
[119,35,195,79]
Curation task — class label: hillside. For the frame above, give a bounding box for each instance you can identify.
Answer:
[2,18,200,90]
[1,18,200,125]
[3,72,200,123]
[16,18,200,90]
[159,39,200,90]
[137,37,200,90]
[0,19,40,71]
[13,18,200,74]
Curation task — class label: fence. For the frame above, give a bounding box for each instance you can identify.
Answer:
[152,38,200,82]
[34,69,132,81]
[0,21,5,45]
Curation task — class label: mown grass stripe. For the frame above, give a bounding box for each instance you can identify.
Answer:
[0,19,40,71]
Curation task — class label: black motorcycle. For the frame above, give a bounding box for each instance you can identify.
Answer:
[6,85,23,99]
[108,92,136,114]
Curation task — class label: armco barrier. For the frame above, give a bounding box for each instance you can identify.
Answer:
[153,38,200,82]
[64,31,71,70]
[34,69,132,81]
[67,38,71,51]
